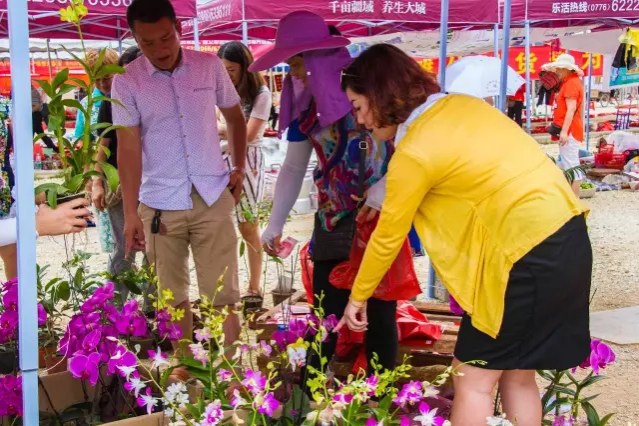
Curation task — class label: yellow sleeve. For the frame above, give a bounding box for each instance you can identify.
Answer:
[351,151,432,301]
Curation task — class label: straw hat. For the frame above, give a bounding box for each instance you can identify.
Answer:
[541,53,584,76]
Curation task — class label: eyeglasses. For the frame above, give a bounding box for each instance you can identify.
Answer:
[340,70,358,84]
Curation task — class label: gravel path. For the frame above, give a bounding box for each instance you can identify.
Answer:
[5,165,639,424]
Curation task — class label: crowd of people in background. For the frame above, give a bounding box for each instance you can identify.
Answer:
[0,1,594,424]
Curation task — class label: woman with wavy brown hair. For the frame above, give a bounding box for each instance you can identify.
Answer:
[217,41,272,305]
[337,44,591,426]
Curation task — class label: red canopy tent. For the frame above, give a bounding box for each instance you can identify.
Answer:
[0,0,197,40]
[182,0,500,41]
[510,0,639,26]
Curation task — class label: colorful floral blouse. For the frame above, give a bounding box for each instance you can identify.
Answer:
[293,102,394,231]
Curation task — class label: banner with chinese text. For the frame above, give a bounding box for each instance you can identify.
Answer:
[416,47,603,80]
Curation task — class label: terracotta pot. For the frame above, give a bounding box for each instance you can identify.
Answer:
[39,345,57,369]
[44,354,67,374]
[130,336,155,360]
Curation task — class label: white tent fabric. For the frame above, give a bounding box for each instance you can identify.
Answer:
[559,29,624,55]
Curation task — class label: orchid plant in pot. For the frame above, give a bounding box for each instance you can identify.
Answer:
[34,0,124,207]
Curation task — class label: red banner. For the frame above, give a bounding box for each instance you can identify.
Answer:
[417,47,603,80]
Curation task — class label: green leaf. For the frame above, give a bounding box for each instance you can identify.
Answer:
[544,397,571,415]
[159,366,176,389]
[64,49,92,76]
[51,68,70,90]
[95,64,125,80]
[185,403,201,420]
[599,413,615,426]
[58,83,77,97]
[551,385,576,397]
[61,99,86,116]
[239,240,245,257]
[57,281,70,302]
[94,48,107,76]
[581,374,608,388]
[582,401,600,426]
[66,174,85,194]
[33,132,53,144]
[282,387,311,422]
[47,190,57,208]
[100,162,120,193]
[90,122,112,132]
[121,279,143,296]
[180,357,208,371]
[35,80,53,98]
[99,145,111,160]
[70,77,89,90]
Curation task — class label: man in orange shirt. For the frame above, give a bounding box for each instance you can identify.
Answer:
[542,54,584,195]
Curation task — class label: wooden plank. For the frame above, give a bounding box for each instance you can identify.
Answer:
[254,290,307,324]
[423,313,462,323]
[411,300,455,315]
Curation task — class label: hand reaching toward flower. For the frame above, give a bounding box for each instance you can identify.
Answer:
[334,298,368,333]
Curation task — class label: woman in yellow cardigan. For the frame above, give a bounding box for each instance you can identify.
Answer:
[336,44,592,425]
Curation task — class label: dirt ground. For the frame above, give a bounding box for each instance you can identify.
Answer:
[5,162,639,424]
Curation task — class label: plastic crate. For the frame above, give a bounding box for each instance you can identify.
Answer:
[595,152,627,169]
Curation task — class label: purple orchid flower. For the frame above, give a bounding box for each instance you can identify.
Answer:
[257,392,281,416]
[574,338,616,375]
[242,370,266,396]
[0,375,22,417]
[78,329,102,354]
[80,282,114,313]
[107,345,137,377]
[69,352,101,386]
[200,400,224,425]
[2,287,18,311]
[136,387,158,415]
[414,401,446,426]
[394,381,423,407]
[37,304,47,326]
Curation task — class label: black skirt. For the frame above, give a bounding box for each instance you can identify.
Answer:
[454,214,592,371]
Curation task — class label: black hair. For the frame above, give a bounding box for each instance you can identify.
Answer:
[119,46,142,67]
[328,25,341,36]
[127,0,177,32]
[217,41,265,106]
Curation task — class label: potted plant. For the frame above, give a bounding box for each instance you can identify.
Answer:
[33,0,124,207]
[37,264,70,373]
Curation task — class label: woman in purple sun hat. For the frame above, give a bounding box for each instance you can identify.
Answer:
[252,11,421,386]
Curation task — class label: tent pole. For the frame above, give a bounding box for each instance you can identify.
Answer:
[46,38,53,79]
[241,0,248,45]
[498,0,512,112]
[117,20,123,55]
[8,0,39,424]
[494,23,499,107]
[437,0,449,90]
[429,0,449,300]
[585,53,592,151]
[242,21,248,45]
[193,18,200,51]
[525,20,532,134]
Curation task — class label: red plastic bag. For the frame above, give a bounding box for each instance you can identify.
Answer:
[329,214,421,301]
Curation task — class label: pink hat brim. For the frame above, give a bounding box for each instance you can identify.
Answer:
[249,36,350,72]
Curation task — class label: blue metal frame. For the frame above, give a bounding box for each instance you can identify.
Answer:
[193,18,201,50]
[525,20,532,133]
[8,0,40,424]
[498,0,513,112]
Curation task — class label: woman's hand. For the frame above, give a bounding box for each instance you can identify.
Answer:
[262,234,282,257]
[36,198,92,237]
[92,179,106,212]
[334,299,368,333]
[357,205,379,223]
